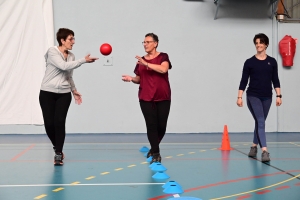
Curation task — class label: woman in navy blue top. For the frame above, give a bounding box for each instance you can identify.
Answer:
[237,33,282,162]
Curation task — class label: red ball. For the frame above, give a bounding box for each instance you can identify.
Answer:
[100,43,112,56]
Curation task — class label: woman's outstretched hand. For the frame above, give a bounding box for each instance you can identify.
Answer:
[85,54,99,63]
[122,75,133,82]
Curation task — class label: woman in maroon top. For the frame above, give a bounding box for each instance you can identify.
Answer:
[122,33,172,164]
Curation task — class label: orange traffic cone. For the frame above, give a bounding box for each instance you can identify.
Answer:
[218,125,234,150]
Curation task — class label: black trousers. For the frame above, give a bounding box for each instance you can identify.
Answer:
[39,90,72,153]
[140,100,171,154]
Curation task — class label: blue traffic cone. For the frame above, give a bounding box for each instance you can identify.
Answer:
[151,163,167,172]
[163,184,184,194]
[162,181,182,189]
[149,162,160,168]
[152,171,170,180]
[168,197,202,200]
[146,156,153,162]
[140,146,149,152]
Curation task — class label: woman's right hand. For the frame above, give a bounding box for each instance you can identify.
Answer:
[85,54,99,63]
[237,99,243,107]
[122,75,133,82]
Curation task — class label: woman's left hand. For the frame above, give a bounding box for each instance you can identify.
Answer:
[276,97,282,106]
[135,56,147,66]
[72,90,82,105]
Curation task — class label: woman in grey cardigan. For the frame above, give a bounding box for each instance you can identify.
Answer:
[39,28,98,166]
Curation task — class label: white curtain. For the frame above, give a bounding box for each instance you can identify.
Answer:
[0,0,54,124]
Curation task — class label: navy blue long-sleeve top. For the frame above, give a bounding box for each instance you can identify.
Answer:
[239,55,280,97]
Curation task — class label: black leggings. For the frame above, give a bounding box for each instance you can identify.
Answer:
[39,90,72,153]
[140,100,171,154]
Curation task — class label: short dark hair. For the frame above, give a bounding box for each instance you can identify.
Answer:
[253,33,269,47]
[145,33,159,48]
[56,28,74,46]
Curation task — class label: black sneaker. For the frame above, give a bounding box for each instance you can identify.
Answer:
[150,153,161,164]
[261,151,270,162]
[146,150,153,158]
[248,146,257,157]
[53,147,65,160]
[54,153,64,166]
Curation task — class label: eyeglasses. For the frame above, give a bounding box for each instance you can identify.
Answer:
[67,37,75,42]
[142,41,154,45]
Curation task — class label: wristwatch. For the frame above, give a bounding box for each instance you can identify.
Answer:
[276,94,282,98]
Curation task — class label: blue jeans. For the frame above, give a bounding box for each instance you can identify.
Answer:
[246,96,272,148]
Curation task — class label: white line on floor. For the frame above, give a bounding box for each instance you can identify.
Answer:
[0,183,164,187]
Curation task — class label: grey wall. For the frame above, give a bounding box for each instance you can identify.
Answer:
[1,0,299,134]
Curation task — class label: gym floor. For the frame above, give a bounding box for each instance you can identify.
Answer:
[0,133,299,200]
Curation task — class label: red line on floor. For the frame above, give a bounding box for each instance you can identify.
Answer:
[236,194,252,199]
[148,170,300,200]
[10,144,35,161]
[295,182,300,186]
[275,185,290,190]
[256,190,271,194]
[148,194,172,200]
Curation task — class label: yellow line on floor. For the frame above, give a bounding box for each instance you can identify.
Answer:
[210,173,300,200]
[200,150,206,152]
[141,162,148,164]
[165,156,172,158]
[52,187,64,192]
[115,168,123,171]
[128,165,136,168]
[70,182,80,185]
[34,194,47,199]
[290,142,300,147]
[188,152,195,154]
[85,176,95,180]
[101,172,110,175]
